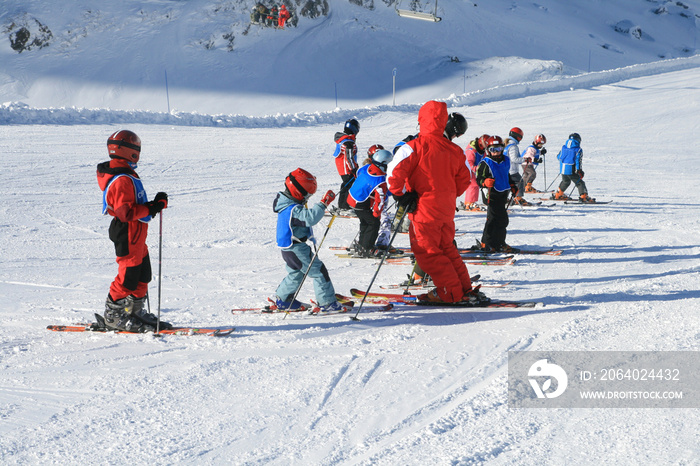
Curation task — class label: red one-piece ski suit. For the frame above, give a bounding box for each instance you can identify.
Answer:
[388,100,473,302]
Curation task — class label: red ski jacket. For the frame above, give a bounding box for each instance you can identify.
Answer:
[97,159,151,266]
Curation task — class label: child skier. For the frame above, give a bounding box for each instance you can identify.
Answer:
[521,134,547,193]
[476,135,518,253]
[461,134,489,211]
[332,119,360,211]
[553,133,595,202]
[348,148,394,257]
[97,130,170,332]
[273,168,350,312]
[505,127,530,206]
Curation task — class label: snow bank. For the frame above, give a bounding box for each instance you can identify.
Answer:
[2,55,698,128]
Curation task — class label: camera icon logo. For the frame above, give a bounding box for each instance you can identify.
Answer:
[528,359,568,399]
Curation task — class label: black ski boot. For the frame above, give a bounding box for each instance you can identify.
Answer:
[103,295,155,333]
[127,296,173,330]
[104,295,154,333]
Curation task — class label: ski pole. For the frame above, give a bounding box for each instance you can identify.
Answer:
[546,173,560,192]
[543,155,547,192]
[350,207,408,321]
[156,210,163,335]
[284,214,336,319]
[404,261,418,295]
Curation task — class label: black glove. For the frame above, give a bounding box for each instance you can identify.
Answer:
[534,157,543,164]
[540,148,547,156]
[147,192,168,217]
[146,201,164,217]
[510,184,518,196]
[394,191,419,213]
[577,169,584,179]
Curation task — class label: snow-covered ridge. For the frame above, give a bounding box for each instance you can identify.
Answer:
[2,54,699,127]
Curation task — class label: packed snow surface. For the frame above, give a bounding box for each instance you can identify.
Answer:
[1,0,700,464]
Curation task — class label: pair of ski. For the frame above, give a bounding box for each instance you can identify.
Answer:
[335,252,515,266]
[539,197,612,205]
[47,314,235,336]
[230,296,394,316]
[380,279,511,290]
[348,289,540,309]
[385,255,516,266]
[467,243,563,256]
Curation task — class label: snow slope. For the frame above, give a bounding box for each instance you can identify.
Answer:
[2,0,700,464]
[1,67,700,464]
[1,0,699,116]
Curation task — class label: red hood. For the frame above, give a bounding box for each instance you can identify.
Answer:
[417,100,448,138]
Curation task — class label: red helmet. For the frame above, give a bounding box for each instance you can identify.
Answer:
[534,134,547,145]
[285,168,317,201]
[107,130,141,163]
[486,135,504,148]
[508,127,523,142]
[476,134,490,152]
[367,144,385,157]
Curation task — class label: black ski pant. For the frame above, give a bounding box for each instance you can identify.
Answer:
[481,190,510,249]
[337,174,355,210]
[355,208,381,252]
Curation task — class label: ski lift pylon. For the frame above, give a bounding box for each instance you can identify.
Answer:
[395,0,441,22]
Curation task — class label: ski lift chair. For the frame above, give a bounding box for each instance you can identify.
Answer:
[395,0,441,22]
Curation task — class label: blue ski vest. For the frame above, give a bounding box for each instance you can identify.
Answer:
[102,174,152,223]
[276,203,315,248]
[349,164,385,203]
[482,156,511,192]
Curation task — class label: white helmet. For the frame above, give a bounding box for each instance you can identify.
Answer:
[372,149,393,170]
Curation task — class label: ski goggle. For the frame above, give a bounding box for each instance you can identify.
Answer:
[488,146,504,153]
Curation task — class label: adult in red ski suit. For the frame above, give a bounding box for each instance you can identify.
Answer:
[387,100,474,302]
[278,4,291,28]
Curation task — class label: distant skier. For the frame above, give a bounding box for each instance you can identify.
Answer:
[553,133,595,202]
[505,127,530,206]
[96,130,170,332]
[273,168,351,313]
[267,5,279,27]
[332,118,360,211]
[521,133,547,193]
[252,3,269,24]
[278,4,291,28]
[476,135,518,253]
[348,148,394,257]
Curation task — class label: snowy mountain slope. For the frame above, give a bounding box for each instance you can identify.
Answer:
[1,0,699,116]
[1,67,699,464]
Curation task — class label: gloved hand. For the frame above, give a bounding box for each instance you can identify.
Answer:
[320,190,336,206]
[540,148,547,156]
[394,191,419,213]
[146,202,163,217]
[154,192,168,209]
[510,184,518,196]
[482,178,495,188]
[535,157,543,164]
[577,169,585,179]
